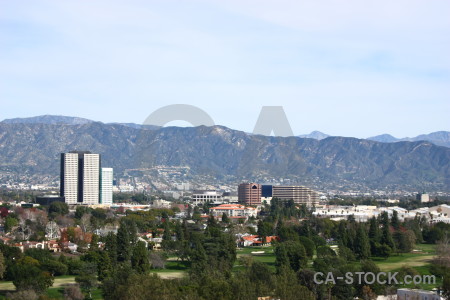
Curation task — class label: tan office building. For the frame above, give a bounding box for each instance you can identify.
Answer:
[272,185,319,206]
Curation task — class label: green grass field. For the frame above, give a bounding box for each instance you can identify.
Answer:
[372,244,436,271]
[149,259,190,279]
[0,275,103,299]
[371,244,440,291]
[0,275,76,291]
[235,246,277,271]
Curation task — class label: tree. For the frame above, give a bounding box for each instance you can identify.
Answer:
[0,251,5,279]
[10,256,54,294]
[368,217,380,241]
[90,234,99,250]
[257,220,273,245]
[247,261,274,296]
[4,215,18,233]
[299,236,315,258]
[75,262,98,299]
[221,212,230,224]
[149,252,166,269]
[394,230,415,253]
[131,241,150,274]
[380,218,396,254]
[275,265,315,300]
[104,232,118,263]
[443,274,450,300]
[75,206,91,219]
[64,284,84,300]
[6,289,38,300]
[45,221,60,240]
[361,285,377,300]
[117,220,135,262]
[79,213,91,233]
[275,241,307,272]
[97,251,113,281]
[391,210,400,230]
[378,244,392,259]
[48,202,69,217]
[42,259,68,276]
[354,224,371,259]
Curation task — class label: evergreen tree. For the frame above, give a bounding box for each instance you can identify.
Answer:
[90,234,99,251]
[0,251,5,279]
[104,232,118,263]
[275,265,315,300]
[97,251,113,281]
[299,236,315,259]
[337,221,349,248]
[380,212,396,254]
[391,210,400,230]
[275,241,307,272]
[381,225,396,253]
[221,212,230,224]
[354,224,371,259]
[117,223,131,262]
[131,241,150,274]
[368,217,380,241]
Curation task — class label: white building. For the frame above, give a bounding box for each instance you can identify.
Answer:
[60,152,79,204]
[397,288,443,300]
[60,151,101,205]
[82,154,100,205]
[100,168,113,205]
[153,199,172,208]
[192,190,222,205]
[417,192,430,203]
[210,204,258,219]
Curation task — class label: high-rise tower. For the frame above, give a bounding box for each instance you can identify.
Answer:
[60,151,101,205]
[100,168,113,205]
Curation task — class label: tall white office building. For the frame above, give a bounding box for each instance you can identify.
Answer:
[60,152,79,204]
[60,151,102,205]
[82,154,100,205]
[100,168,113,205]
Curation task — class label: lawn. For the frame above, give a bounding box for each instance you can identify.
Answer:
[149,260,190,279]
[235,246,277,272]
[45,287,103,300]
[0,275,104,300]
[372,244,436,272]
[371,244,441,291]
[0,275,77,292]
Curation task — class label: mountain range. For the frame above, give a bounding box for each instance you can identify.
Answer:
[4,115,448,147]
[0,115,449,190]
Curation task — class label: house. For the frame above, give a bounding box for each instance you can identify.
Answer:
[149,237,162,250]
[210,204,258,219]
[9,241,45,252]
[47,240,61,252]
[239,235,279,247]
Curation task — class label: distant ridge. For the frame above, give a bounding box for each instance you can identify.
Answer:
[1,115,448,147]
[367,134,399,143]
[368,131,450,148]
[298,131,330,140]
[1,115,94,125]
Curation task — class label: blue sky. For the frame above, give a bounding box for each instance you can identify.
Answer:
[0,0,449,138]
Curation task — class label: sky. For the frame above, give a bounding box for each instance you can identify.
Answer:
[0,0,449,138]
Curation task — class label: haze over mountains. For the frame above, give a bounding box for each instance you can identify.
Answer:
[3,115,449,147]
[0,115,449,191]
